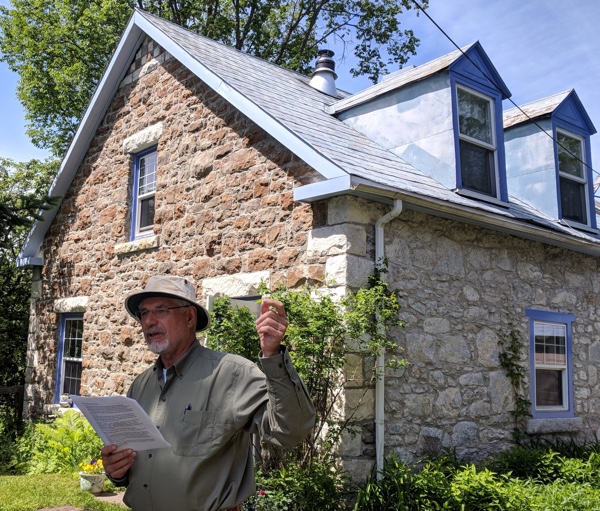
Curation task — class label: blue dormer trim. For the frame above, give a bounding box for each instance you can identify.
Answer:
[555,90,596,135]
[448,43,510,204]
[451,79,509,204]
[552,93,597,230]
[449,42,511,100]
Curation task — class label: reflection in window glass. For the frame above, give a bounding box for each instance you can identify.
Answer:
[557,131,588,225]
[458,88,492,145]
[557,132,584,178]
[457,86,497,198]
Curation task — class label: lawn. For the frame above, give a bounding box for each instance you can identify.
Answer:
[0,474,125,511]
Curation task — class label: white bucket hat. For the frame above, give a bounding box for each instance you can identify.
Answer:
[125,275,210,332]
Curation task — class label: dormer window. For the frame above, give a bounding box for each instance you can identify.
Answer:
[457,85,498,198]
[556,129,588,226]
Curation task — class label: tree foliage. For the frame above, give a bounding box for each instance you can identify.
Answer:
[0,0,428,157]
[0,158,58,389]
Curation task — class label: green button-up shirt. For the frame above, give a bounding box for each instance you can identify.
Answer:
[120,341,315,511]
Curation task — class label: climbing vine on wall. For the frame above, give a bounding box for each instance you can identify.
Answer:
[498,318,532,442]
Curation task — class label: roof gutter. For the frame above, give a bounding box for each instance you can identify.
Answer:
[295,178,600,257]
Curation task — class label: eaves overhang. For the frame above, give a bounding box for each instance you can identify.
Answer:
[16,13,148,267]
[294,178,600,258]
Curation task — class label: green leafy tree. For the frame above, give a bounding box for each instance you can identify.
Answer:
[0,157,58,389]
[0,0,428,157]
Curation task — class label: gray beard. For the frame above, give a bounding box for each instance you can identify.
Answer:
[147,338,170,354]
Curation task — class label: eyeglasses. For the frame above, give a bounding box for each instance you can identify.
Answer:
[135,305,191,321]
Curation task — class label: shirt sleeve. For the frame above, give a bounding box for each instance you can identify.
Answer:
[247,346,316,448]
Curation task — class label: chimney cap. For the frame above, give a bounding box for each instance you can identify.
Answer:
[309,49,338,96]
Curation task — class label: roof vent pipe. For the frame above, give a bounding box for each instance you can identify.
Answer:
[309,49,338,97]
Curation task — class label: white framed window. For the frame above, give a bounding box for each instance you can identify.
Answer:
[55,314,83,400]
[131,147,157,240]
[456,85,499,198]
[526,309,575,418]
[556,129,589,226]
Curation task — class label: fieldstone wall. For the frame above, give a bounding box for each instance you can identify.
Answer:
[318,195,600,478]
[23,35,600,484]
[24,37,328,415]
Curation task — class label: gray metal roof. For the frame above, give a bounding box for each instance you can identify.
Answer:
[327,44,475,115]
[504,89,596,134]
[503,90,572,128]
[17,10,600,265]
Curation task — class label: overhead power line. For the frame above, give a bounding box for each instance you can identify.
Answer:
[409,0,600,196]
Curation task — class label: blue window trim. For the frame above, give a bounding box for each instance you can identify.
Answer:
[525,308,576,419]
[450,76,509,204]
[130,146,157,241]
[55,313,83,403]
[552,123,597,231]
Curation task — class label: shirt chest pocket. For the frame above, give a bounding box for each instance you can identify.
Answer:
[172,410,217,457]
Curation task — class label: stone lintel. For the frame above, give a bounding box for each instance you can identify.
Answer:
[203,271,271,298]
[123,122,164,154]
[54,296,89,313]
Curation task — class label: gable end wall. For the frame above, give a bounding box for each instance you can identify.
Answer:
[25,37,331,415]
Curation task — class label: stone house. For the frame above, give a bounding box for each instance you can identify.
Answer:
[18,9,600,478]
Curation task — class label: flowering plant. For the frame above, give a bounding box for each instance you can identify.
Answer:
[79,458,104,474]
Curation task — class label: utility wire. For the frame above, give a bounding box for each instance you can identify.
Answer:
[410,0,600,197]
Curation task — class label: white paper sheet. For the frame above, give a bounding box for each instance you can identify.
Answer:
[71,395,171,452]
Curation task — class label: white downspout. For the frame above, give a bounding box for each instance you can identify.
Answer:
[374,199,403,478]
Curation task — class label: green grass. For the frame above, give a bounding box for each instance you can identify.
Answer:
[0,474,125,511]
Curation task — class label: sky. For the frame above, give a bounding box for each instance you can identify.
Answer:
[1,0,599,174]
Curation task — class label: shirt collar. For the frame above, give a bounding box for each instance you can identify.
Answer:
[154,340,202,379]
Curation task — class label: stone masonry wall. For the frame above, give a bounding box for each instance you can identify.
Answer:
[23,35,600,484]
[315,195,600,478]
[25,37,328,414]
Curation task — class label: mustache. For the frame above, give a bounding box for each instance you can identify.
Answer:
[144,327,165,335]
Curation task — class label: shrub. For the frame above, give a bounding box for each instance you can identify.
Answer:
[528,480,600,510]
[207,270,405,510]
[19,411,103,474]
[450,465,525,511]
[483,446,563,483]
[354,454,417,511]
[0,419,35,475]
[246,457,348,511]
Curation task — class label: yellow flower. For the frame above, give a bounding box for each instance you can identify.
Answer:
[79,458,104,474]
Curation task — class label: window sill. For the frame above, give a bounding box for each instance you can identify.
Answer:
[558,218,599,235]
[115,236,160,256]
[454,188,509,208]
[526,417,582,435]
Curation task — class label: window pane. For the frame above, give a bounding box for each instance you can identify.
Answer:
[557,132,584,178]
[536,369,563,406]
[560,177,587,224]
[63,319,83,359]
[534,322,566,366]
[139,152,157,195]
[459,140,496,196]
[458,88,492,145]
[140,196,155,229]
[63,360,82,395]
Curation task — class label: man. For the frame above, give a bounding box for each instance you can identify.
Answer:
[101,275,315,511]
